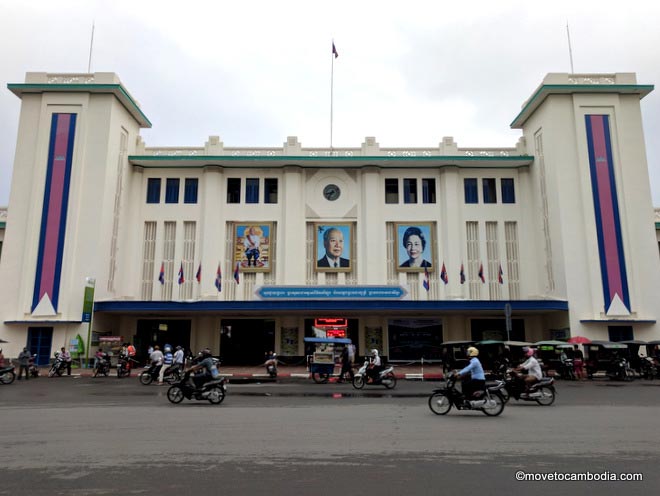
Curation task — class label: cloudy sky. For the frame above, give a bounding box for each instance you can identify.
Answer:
[1,0,659,207]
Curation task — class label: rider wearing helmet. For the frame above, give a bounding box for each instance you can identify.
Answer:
[186,348,217,389]
[367,349,383,384]
[516,347,542,395]
[455,346,486,402]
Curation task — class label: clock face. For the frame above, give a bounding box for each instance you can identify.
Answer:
[323,184,341,201]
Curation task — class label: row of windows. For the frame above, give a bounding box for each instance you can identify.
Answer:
[385,178,436,204]
[227,178,279,204]
[464,178,516,204]
[147,178,199,204]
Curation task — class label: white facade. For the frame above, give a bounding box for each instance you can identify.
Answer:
[1,71,659,364]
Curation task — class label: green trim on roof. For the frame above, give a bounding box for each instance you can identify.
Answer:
[0,222,5,228]
[655,222,660,230]
[7,83,152,128]
[129,154,533,169]
[511,83,654,129]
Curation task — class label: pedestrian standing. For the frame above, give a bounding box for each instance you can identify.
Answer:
[0,347,5,367]
[573,345,586,380]
[18,347,31,380]
[173,346,185,372]
[337,345,354,383]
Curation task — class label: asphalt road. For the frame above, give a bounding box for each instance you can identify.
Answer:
[2,376,659,495]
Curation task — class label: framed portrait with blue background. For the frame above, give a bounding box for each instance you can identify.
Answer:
[314,223,353,272]
[395,222,435,272]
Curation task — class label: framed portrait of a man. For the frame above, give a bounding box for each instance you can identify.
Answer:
[395,222,435,272]
[314,223,353,272]
[233,222,273,272]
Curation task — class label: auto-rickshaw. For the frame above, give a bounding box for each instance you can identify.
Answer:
[475,340,532,376]
[584,341,633,380]
[304,337,351,384]
[533,340,570,376]
[439,340,474,375]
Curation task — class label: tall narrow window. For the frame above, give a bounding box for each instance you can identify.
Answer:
[505,221,520,299]
[422,178,436,204]
[466,221,481,299]
[181,221,196,299]
[482,178,497,204]
[162,221,176,300]
[165,178,180,203]
[264,178,278,203]
[140,221,157,300]
[464,178,478,204]
[108,129,127,292]
[184,178,198,204]
[146,178,161,204]
[227,178,241,203]
[501,178,515,204]
[486,221,500,300]
[385,179,399,204]
[246,178,259,203]
[403,178,417,203]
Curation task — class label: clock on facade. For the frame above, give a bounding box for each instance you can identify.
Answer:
[323,184,341,201]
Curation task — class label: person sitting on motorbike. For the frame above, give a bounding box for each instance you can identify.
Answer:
[455,346,485,403]
[94,348,104,369]
[367,349,382,384]
[264,351,277,371]
[516,348,542,395]
[149,345,164,378]
[185,348,217,389]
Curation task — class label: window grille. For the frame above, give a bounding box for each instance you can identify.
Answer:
[161,221,176,300]
[505,221,520,299]
[466,221,481,299]
[108,129,127,292]
[486,221,501,300]
[140,221,157,300]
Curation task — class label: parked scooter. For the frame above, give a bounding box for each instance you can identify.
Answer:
[606,357,635,381]
[116,354,137,378]
[264,352,278,378]
[139,363,181,385]
[352,360,397,389]
[428,374,506,416]
[0,364,16,384]
[166,371,228,405]
[92,354,111,378]
[48,352,68,377]
[28,354,39,378]
[501,369,556,405]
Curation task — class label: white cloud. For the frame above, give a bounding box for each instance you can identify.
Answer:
[1,0,659,205]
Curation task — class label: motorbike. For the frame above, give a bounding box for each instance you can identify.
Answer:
[166,371,228,405]
[606,357,635,381]
[428,374,506,416]
[352,360,397,389]
[265,353,278,378]
[48,352,68,377]
[28,355,39,378]
[92,355,111,378]
[140,363,181,385]
[639,356,658,380]
[501,369,556,405]
[0,364,16,384]
[559,359,575,380]
[116,355,137,378]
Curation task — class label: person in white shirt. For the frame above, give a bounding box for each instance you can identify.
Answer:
[149,345,164,380]
[517,348,542,394]
[172,346,185,371]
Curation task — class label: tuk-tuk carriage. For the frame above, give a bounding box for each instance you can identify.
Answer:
[440,341,475,375]
[304,337,351,384]
[533,341,571,376]
[584,341,633,380]
[475,340,533,376]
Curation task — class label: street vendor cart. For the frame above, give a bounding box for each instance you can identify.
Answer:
[304,337,352,384]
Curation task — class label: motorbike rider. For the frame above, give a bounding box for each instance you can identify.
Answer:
[455,346,485,403]
[159,345,174,385]
[185,348,217,389]
[149,345,164,379]
[264,351,277,372]
[367,349,382,384]
[60,347,72,376]
[516,348,542,395]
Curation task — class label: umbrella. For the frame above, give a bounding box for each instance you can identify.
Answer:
[567,336,591,344]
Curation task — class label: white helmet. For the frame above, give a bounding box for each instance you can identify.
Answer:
[371,349,379,356]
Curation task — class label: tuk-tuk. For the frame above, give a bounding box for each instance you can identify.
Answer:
[475,340,532,374]
[534,340,570,375]
[439,341,474,375]
[619,340,647,373]
[584,341,632,380]
[304,337,351,384]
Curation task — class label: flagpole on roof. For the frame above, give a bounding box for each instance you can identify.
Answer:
[330,40,338,149]
[87,21,95,73]
[566,21,575,73]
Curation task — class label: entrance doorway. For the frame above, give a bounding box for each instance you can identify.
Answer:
[136,320,191,362]
[388,319,443,361]
[220,319,275,365]
[27,327,53,366]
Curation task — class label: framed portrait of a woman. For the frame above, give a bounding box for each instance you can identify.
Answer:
[395,223,435,272]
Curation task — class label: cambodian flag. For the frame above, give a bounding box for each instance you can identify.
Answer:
[460,263,465,284]
[332,41,338,58]
[422,265,430,292]
[178,262,185,285]
[478,263,485,283]
[158,262,165,285]
[440,263,449,284]
[498,264,504,284]
[233,262,240,285]
[215,263,222,292]
[196,263,202,283]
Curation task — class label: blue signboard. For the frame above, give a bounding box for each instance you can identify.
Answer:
[255,286,407,300]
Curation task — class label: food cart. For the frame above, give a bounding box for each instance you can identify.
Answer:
[304,337,351,383]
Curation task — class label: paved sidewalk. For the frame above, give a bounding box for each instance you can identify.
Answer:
[65,363,445,381]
